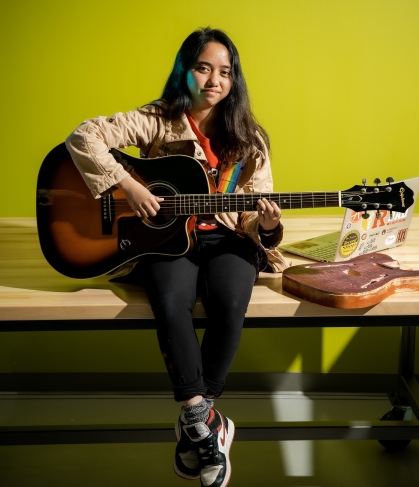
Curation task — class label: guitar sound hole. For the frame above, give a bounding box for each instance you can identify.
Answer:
[144,184,177,228]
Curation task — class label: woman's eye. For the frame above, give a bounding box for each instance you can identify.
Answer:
[221,71,231,77]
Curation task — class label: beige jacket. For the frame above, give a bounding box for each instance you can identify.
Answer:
[65,107,289,272]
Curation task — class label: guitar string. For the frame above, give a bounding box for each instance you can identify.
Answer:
[107,192,386,207]
[107,191,383,203]
[107,193,388,209]
[104,195,390,214]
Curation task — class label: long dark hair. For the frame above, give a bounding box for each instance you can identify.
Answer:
[147,27,270,165]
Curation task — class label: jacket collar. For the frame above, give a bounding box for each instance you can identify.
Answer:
[165,113,198,143]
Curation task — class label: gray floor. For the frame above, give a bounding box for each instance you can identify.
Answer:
[1,392,418,487]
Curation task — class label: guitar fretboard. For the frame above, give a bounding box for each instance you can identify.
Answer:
[171,192,341,215]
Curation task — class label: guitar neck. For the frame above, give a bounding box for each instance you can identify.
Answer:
[173,191,341,215]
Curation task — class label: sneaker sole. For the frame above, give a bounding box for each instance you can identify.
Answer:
[174,419,200,481]
[220,416,235,487]
[173,463,200,481]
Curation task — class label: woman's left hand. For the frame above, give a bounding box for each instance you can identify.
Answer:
[257,198,282,231]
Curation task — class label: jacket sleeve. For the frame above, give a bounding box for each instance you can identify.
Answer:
[238,147,284,249]
[65,109,165,199]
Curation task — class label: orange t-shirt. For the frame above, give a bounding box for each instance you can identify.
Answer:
[186,114,221,231]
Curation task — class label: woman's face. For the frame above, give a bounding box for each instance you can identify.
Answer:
[186,42,232,111]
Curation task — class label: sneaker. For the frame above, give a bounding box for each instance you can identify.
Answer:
[183,409,234,487]
[174,415,200,480]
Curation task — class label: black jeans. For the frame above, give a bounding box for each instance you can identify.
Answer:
[142,227,258,402]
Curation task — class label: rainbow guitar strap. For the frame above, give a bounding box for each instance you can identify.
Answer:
[217,161,244,193]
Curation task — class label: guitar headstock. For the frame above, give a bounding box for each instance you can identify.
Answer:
[342,177,415,215]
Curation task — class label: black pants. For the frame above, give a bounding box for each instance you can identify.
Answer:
[142,227,258,402]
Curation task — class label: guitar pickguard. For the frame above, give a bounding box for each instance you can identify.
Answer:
[117,215,191,255]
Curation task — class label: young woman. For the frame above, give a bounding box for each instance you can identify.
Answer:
[66,27,288,487]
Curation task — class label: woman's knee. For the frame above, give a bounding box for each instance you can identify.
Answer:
[150,291,195,319]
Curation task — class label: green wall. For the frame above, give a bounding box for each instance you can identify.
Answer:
[1,0,418,378]
[1,0,419,217]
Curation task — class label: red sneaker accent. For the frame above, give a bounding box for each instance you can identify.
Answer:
[206,408,215,425]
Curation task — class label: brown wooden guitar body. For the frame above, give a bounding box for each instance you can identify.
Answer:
[282,253,419,309]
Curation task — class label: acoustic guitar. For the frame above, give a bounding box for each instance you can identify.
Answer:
[36,143,414,279]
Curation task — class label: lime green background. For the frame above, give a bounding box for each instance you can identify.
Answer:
[1,0,418,377]
[1,0,419,217]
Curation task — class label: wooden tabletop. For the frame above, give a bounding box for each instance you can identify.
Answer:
[1,216,419,321]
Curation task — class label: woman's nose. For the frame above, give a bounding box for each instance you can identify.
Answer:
[207,72,220,86]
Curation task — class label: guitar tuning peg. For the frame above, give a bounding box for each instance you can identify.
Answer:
[362,210,370,220]
[361,178,367,193]
[373,178,381,193]
[375,211,382,219]
[386,177,394,192]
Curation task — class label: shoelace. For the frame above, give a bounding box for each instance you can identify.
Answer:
[197,434,219,465]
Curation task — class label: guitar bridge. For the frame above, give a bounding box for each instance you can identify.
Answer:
[101,194,115,235]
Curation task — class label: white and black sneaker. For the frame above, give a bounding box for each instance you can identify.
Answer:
[183,409,234,487]
[174,415,200,480]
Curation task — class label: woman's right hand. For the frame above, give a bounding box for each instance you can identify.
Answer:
[116,176,164,218]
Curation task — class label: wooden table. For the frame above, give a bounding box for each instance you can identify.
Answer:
[1,215,419,324]
[1,215,419,447]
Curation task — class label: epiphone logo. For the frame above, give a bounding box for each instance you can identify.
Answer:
[399,187,406,207]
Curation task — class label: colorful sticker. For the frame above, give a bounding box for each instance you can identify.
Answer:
[361,214,373,231]
[397,228,408,243]
[350,211,362,223]
[339,230,360,258]
[385,234,396,246]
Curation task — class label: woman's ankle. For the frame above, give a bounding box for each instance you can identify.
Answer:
[182,395,203,407]
[181,397,209,424]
